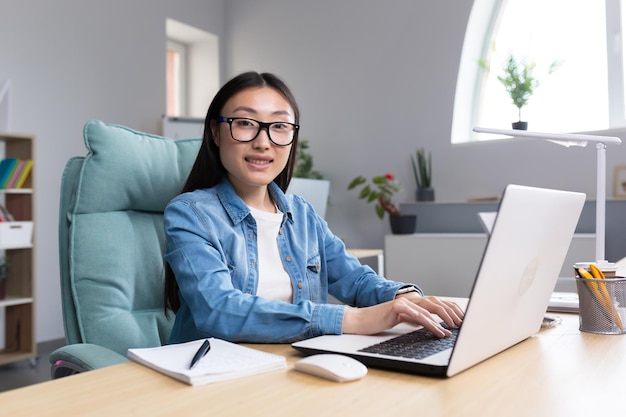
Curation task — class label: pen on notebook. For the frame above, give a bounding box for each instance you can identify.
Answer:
[189,339,211,369]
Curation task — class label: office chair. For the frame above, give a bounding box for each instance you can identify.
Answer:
[49,120,201,378]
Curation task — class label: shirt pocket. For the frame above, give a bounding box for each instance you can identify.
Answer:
[305,253,322,302]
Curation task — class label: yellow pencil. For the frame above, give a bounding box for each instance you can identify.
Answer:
[588,264,624,331]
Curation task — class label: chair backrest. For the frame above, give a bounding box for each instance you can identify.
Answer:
[59,119,201,356]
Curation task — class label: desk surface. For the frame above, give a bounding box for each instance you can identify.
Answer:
[2,313,626,416]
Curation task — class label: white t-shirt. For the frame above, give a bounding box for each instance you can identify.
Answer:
[248,206,293,303]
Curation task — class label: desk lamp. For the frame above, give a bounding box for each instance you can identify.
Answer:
[473,127,622,269]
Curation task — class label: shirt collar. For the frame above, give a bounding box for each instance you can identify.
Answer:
[216,179,294,225]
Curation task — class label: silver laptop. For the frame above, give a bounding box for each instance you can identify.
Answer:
[292,184,585,377]
[479,210,581,313]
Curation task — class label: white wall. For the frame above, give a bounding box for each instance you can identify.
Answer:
[0,0,226,342]
[224,0,626,254]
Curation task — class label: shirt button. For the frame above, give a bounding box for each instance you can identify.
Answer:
[297,282,303,289]
[285,256,292,262]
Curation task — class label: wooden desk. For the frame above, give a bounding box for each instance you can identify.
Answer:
[2,313,626,416]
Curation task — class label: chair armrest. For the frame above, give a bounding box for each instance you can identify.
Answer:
[49,343,128,379]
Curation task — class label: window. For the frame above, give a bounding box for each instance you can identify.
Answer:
[166,40,187,117]
[165,19,219,119]
[453,0,626,143]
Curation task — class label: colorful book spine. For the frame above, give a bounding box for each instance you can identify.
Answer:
[0,158,18,189]
[13,159,32,188]
[5,159,27,188]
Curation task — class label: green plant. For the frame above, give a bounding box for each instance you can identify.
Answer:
[411,148,431,188]
[348,173,401,219]
[481,53,561,122]
[0,257,8,281]
[293,138,323,179]
[498,54,538,122]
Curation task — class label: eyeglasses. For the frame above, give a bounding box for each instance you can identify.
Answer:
[217,116,299,146]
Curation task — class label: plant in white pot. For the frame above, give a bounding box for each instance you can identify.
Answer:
[287,138,330,218]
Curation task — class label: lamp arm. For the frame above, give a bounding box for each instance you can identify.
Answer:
[596,142,606,263]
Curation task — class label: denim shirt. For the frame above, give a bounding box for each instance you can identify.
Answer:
[164,179,420,344]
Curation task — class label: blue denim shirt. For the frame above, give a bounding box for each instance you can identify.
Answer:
[164,179,420,344]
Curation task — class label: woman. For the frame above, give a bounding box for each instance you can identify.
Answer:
[163,71,463,344]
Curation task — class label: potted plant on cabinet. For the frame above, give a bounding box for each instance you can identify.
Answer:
[411,148,434,201]
[348,173,416,234]
[481,53,561,130]
[0,258,8,300]
[287,138,330,217]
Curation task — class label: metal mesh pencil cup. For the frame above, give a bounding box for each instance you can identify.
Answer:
[575,276,626,335]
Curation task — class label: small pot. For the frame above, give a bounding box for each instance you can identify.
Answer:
[416,187,435,202]
[512,121,528,130]
[389,214,417,235]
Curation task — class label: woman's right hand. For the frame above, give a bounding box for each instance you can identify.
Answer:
[341,296,463,338]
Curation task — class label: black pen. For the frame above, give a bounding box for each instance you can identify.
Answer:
[189,339,211,369]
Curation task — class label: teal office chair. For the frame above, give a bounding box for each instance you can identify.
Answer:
[49,120,201,378]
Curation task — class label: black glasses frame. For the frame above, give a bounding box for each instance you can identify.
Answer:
[217,116,299,146]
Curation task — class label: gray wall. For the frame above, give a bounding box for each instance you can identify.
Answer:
[0,0,226,342]
[224,0,626,253]
[2,0,626,343]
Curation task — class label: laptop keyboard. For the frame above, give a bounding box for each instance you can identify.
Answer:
[358,324,459,360]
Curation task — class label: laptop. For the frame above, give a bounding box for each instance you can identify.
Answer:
[478,210,581,313]
[292,184,586,377]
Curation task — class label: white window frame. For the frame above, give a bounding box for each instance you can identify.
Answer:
[166,18,220,119]
[452,0,626,143]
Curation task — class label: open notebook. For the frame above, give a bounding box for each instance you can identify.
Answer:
[293,184,585,377]
[128,338,286,386]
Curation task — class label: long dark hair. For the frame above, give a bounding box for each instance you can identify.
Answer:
[164,71,301,314]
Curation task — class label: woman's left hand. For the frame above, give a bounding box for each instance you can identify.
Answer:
[395,293,464,332]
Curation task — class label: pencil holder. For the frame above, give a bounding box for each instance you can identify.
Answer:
[575,276,626,335]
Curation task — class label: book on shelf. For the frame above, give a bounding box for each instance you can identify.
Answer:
[127,338,287,386]
[0,203,14,221]
[0,158,18,188]
[12,159,32,188]
[0,158,32,189]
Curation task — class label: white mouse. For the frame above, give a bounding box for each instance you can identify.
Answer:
[294,354,367,382]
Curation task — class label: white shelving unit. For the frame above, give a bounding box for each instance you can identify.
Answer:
[0,132,35,366]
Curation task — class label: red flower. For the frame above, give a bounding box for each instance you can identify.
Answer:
[348,173,402,219]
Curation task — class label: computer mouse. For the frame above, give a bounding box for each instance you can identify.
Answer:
[294,354,367,382]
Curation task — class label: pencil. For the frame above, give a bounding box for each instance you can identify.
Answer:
[588,264,624,331]
[578,267,623,331]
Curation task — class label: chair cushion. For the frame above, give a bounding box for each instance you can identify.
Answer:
[77,120,202,213]
[68,120,201,355]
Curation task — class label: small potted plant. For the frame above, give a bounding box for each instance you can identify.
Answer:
[481,53,561,130]
[348,173,416,234]
[293,138,323,179]
[0,257,8,300]
[411,148,434,201]
[288,138,330,217]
